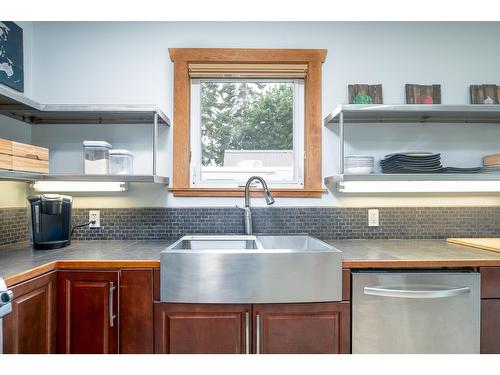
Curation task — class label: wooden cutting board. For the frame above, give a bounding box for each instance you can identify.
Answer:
[484,153,500,166]
[447,238,500,253]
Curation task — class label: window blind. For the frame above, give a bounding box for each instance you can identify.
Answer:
[188,63,308,78]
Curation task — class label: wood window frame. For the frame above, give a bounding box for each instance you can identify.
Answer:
[168,48,327,198]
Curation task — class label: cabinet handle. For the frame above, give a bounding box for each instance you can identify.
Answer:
[245,311,250,354]
[256,314,261,354]
[109,282,116,328]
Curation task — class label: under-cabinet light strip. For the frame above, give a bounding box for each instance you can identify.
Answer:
[339,180,500,193]
[32,181,128,192]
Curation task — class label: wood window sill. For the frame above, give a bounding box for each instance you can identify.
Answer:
[169,188,326,198]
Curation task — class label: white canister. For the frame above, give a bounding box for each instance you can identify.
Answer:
[83,141,112,175]
[109,149,133,175]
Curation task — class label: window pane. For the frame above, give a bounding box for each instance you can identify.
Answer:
[200,80,295,182]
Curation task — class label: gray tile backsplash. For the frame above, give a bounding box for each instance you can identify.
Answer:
[1,206,499,245]
[0,208,28,245]
[69,206,500,241]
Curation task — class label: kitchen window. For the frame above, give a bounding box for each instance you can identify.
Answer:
[168,48,327,197]
[190,78,304,188]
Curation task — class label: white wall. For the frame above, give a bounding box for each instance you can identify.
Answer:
[28,21,500,208]
[0,21,35,208]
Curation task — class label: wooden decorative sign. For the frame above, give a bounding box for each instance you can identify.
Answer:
[348,84,383,104]
[405,84,441,104]
[470,85,500,104]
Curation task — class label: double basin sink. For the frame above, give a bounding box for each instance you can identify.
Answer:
[160,235,342,304]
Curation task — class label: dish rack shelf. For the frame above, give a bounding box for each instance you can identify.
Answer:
[324,104,500,193]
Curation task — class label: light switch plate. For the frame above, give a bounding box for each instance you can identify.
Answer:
[368,209,379,227]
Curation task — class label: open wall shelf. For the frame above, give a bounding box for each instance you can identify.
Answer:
[324,104,500,193]
[0,86,171,187]
[0,170,169,184]
[0,86,170,125]
[324,104,500,125]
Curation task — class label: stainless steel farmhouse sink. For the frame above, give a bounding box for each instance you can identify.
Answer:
[160,235,342,303]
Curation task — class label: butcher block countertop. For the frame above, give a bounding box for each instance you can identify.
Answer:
[447,238,500,254]
[2,239,500,286]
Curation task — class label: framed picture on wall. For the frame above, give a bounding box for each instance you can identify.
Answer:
[0,21,24,92]
[348,84,383,104]
[405,84,441,104]
[470,84,500,104]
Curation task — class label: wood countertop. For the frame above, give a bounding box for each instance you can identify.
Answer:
[2,239,500,287]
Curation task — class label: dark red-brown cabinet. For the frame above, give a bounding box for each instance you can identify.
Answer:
[154,303,251,354]
[480,267,500,354]
[120,269,154,353]
[57,270,119,354]
[2,271,57,354]
[154,302,350,354]
[253,302,350,354]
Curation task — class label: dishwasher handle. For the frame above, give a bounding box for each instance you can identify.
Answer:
[364,285,471,299]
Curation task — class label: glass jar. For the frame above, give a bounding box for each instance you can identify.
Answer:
[109,149,133,175]
[83,141,112,175]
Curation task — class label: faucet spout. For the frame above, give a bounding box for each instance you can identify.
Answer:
[243,176,275,235]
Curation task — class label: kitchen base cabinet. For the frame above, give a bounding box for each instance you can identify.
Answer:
[2,271,57,354]
[480,267,500,354]
[120,269,154,354]
[154,303,251,354]
[154,302,350,354]
[58,270,119,354]
[481,299,500,354]
[253,302,351,354]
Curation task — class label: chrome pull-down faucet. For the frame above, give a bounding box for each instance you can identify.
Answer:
[244,176,275,235]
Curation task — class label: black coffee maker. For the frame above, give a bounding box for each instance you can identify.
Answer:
[28,194,72,250]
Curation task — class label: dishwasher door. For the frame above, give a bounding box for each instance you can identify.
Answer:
[352,270,480,354]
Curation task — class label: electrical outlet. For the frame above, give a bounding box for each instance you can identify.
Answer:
[368,209,379,227]
[89,210,101,228]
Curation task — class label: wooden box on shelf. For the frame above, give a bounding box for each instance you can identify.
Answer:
[0,138,49,173]
[0,138,12,170]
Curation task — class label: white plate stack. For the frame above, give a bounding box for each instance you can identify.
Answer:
[344,155,374,174]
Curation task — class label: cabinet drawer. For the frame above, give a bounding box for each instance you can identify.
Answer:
[0,153,11,170]
[481,267,500,299]
[12,156,49,173]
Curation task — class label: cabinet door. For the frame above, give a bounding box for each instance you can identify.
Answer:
[2,271,57,354]
[253,302,351,354]
[58,270,119,354]
[481,299,500,354]
[120,269,153,353]
[154,303,251,354]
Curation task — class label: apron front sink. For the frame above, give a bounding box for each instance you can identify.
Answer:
[160,234,342,303]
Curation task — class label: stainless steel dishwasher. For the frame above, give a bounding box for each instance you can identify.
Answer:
[352,270,480,354]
